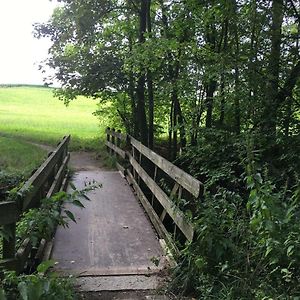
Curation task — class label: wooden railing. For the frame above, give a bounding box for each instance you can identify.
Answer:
[0,135,70,273]
[106,128,204,254]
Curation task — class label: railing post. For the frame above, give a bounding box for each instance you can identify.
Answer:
[111,128,116,155]
[3,223,16,260]
[117,130,121,149]
[106,127,110,153]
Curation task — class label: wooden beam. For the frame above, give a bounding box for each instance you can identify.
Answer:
[126,170,179,256]
[128,154,194,242]
[21,135,70,211]
[130,136,203,198]
[60,170,70,192]
[105,141,126,159]
[116,162,125,176]
[105,128,127,141]
[46,153,70,198]
[16,238,32,273]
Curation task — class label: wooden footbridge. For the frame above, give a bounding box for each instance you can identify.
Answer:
[0,129,203,295]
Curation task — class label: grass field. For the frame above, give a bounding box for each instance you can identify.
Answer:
[0,86,103,150]
[0,136,46,175]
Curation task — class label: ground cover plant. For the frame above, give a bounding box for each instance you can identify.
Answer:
[0,86,102,150]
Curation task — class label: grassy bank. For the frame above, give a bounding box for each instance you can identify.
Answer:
[0,86,102,150]
[0,136,46,176]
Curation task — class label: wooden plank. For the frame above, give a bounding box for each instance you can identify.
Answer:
[46,153,70,198]
[0,201,19,225]
[21,135,70,211]
[130,136,203,198]
[60,170,70,192]
[42,238,54,262]
[126,170,179,256]
[116,162,125,175]
[128,154,194,242]
[35,239,46,264]
[16,238,32,272]
[105,128,127,141]
[105,141,126,159]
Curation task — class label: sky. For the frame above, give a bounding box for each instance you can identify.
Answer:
[0,0,59,85]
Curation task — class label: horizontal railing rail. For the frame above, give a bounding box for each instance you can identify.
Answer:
[105,127,204,255]
[0,135,70,273]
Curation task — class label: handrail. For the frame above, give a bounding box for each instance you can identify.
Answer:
[0,135,70,273]
[105,127,204,254]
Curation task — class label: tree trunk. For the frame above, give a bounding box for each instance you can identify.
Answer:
[136,0,149,145]
[261,0,283,137]
[219,17,228,126]
[247,0,259,127]
[146,0,154,149]
[205,81,217,128]
[233,0,241,134]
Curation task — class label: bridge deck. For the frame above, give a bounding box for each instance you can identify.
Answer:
[51,169,167,282]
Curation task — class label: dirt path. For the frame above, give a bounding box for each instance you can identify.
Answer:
[28,141,109,172]
[69,151,108,171]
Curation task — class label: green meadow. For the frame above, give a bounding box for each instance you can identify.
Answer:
[0,86,102,150]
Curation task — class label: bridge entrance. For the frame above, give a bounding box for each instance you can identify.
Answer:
[51,155,169,293]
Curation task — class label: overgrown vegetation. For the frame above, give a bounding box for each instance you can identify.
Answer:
[0,262,75,300]
[170,130,300,298]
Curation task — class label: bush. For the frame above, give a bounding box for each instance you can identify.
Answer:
[171,129,300,299]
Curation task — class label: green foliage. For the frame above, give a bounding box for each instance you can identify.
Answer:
[0,267,75,300]
[172,129,300,299]
[0,172,25,202]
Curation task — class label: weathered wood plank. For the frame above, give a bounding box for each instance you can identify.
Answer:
[0,201,19,226]
[21,135,70,210]
[130,136,203,198]
[116,162,125,175]
[46,153,70,198]
[105,141,126,159]
[60,170,70,192]
[16,238,32,272]
[128,154,194,242]
[105,128,127,141]
[126,170,179,256]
